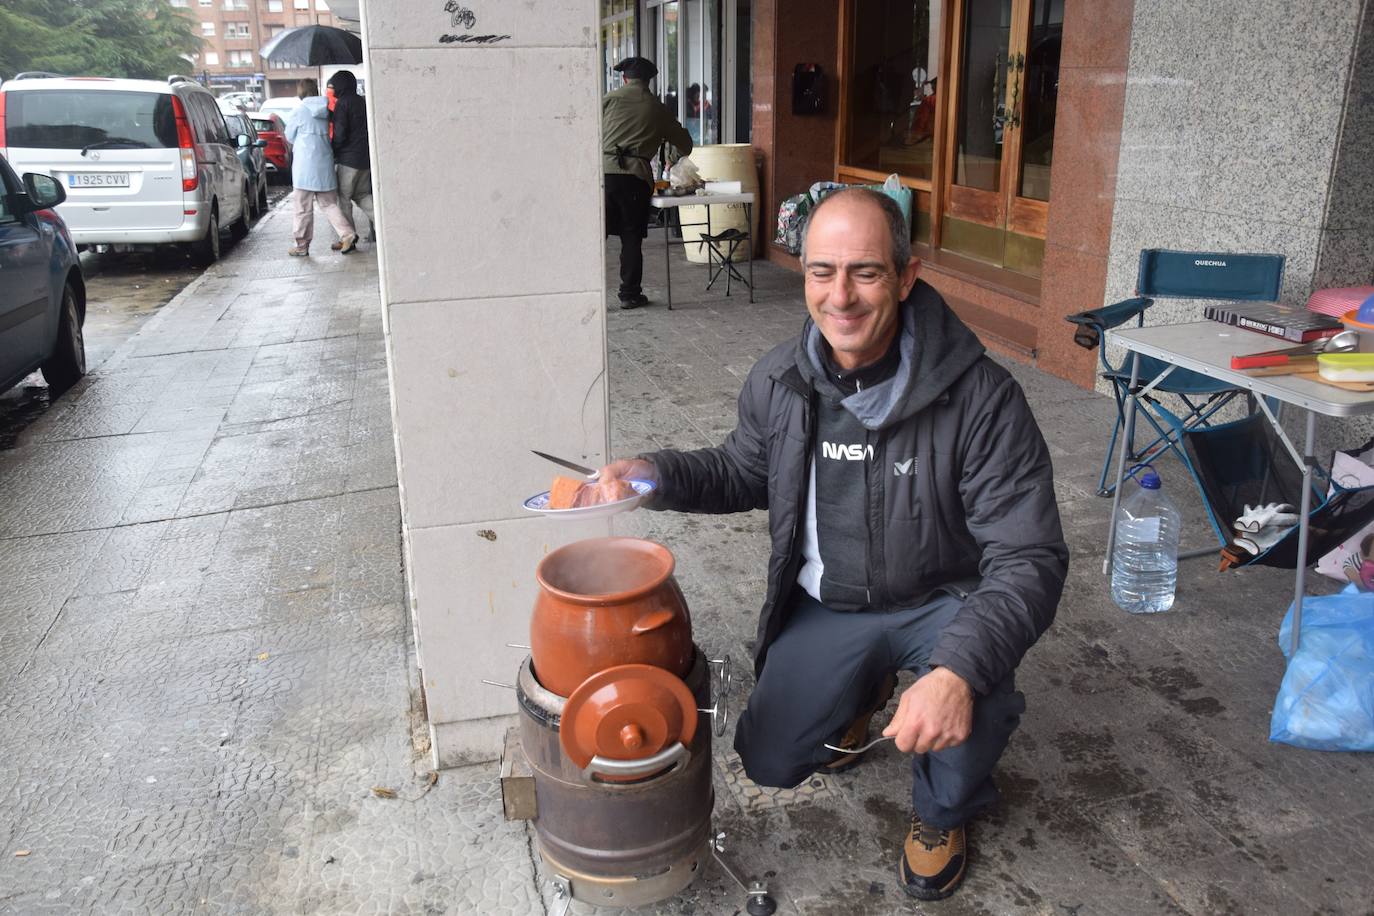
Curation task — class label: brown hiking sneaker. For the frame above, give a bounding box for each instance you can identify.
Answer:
[823,672,898,773]
[898,814,967,901]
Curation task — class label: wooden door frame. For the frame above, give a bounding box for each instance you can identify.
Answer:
[938,0,1050,242]
[832,0,953,246]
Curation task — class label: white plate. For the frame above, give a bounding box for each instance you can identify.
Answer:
[522,479,655,518]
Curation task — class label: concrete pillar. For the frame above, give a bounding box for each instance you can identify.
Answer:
[360,0,610,767]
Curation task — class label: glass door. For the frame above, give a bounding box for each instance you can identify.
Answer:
[601,0,637,92]
[940,0,1060,275]
[654,1,719,145]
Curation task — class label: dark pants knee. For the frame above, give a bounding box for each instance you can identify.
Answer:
[733,595,889,788]
[734,591,1024,826]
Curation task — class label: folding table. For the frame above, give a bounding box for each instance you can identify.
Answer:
[649,192,755,309]
[1105,321,1374,652]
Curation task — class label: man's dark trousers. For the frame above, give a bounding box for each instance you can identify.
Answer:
[604,173,652,302]
[733,592,1026,828]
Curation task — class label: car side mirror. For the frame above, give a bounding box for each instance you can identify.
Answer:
[253,138,268,148]
[237,133,251,148]
[21,172,66,211]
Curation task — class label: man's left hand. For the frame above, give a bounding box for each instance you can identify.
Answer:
[881,667,974,754]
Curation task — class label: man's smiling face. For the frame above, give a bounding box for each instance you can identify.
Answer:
[802,194,921,371]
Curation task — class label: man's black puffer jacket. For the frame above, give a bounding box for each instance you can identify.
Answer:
[646,280,1069,694]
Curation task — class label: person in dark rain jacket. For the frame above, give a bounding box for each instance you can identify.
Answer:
[326,70,375,246]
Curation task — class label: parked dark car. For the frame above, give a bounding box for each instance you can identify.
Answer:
[222,108,270,217]
[248,113,289,179]
[0,152,86,394]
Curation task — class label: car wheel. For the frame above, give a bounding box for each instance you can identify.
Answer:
[248,180,260,219]
[258,179,269,214]
[192,207,221,266]
[40,282,86,393]
[230,186,251,240]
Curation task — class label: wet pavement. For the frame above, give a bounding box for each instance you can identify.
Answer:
[0,183,291,450]
[1,208,1373,914]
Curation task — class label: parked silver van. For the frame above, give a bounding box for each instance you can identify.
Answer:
[0,74,252,265]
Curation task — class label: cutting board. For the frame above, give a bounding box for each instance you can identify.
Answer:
[1245,365,1374,392]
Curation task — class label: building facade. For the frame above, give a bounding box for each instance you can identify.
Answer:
[604,0,1374,389]
[168,0,345,98]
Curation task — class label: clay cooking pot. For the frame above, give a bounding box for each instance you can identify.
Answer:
[531,537,693,698]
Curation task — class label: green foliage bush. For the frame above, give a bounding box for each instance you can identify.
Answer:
[0,0,203,82]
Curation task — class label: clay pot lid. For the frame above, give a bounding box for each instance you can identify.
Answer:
[537,537,676,607]
[560,663,698,770]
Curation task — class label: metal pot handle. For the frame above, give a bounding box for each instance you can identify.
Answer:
[581,742,690,786]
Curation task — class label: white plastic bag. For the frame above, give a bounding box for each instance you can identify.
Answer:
[669,157,702,189]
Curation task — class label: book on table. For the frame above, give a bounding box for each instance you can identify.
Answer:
[1203,302,1343,342]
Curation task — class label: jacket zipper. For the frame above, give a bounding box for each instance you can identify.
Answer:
[868,428,888,609]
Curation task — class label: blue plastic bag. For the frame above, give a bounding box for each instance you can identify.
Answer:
[1270,584,1374,751]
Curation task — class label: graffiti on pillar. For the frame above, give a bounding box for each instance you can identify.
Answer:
[443,1,476,28]
[439,33,510,43]
[437,1,509,43]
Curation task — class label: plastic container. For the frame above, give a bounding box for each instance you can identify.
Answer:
[1339,308,1374,353]
[678,144,759,264]
[1111,469,1181,614]
[1318,352,1374,382]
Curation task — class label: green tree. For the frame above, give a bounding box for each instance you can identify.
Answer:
[0,0,202,81]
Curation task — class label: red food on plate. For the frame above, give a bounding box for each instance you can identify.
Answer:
[546,475,636,510]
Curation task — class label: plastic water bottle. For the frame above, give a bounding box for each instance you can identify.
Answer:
[1111,469,1181,613]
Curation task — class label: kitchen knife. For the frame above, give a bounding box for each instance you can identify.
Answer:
[531,450,598,478]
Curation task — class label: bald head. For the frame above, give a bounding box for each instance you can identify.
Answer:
[801,188,911,274]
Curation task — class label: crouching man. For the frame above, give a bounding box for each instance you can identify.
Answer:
[599,188,1068,899]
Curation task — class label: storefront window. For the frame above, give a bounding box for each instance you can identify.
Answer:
[1018,0,1061,200]
[953,0,1011,191]
[601,0,637,93]
[660,2,680,110]
[844,1,943,182]
[683,0,721,145]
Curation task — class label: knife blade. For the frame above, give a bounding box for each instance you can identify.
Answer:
[531,450,598,478]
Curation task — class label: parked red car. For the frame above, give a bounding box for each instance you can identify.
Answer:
[248,113,289,178]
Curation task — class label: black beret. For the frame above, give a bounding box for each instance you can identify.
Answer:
[613,56,658,80]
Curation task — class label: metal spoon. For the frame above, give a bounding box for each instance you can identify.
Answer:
[1312,329,1360,354]
[822,734,895,754]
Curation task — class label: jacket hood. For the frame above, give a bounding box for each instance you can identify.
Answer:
[328,70,358,96]
[301,96,330,119]
[795,279,985,430]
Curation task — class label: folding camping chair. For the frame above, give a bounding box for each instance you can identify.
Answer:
[1066,249,1287,547]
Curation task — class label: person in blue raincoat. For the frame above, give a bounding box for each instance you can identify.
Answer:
[283,79,357,257]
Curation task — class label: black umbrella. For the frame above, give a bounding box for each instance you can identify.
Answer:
[259,25,363,66]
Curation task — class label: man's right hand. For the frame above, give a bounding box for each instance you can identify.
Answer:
[597,457,657,484]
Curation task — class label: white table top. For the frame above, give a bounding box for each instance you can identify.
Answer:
[650,192,755,208]
[1108,321,1374,417]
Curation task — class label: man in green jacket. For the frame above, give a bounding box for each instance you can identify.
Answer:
[603,57,693,309]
